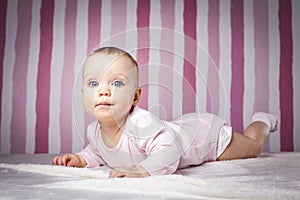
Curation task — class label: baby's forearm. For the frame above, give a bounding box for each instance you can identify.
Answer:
[133,166,151,177]
[109,166,150,178]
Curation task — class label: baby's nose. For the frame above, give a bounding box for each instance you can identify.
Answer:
[98,88,111,97]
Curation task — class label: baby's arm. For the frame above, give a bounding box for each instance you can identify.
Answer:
[108,130,181,178]
[52,144,104,168]
[52,153,87,167]
[109,166,150,178]
[139,147,180,176]
[52,121,105,168]
[136,131,181,176]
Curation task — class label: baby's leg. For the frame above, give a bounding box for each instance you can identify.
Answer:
[217,112,278,161]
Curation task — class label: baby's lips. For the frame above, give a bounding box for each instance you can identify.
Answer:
[95,102,113,107]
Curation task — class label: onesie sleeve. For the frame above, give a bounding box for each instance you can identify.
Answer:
[138,130,181,176]
[76,121,105,168]
[76,144,105,168]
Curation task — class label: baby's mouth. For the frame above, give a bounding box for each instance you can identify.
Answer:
[95,102,113,108]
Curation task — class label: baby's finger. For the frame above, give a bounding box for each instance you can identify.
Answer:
[109,169,117,178]
[61,155,70,166]
[109,169,123,178]
[57,157,64,166]
[52,156,58,165]
[111,172,126,178]
[67,156,78,167]
[115,173,126,178]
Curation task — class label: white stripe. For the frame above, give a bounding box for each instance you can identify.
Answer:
[26,0,41,153]
[218,0,232,122]
[48,0,66,153]
[0,0,18,153]
[268,0,281,152]
[292,0,300,151]
[126,0,137,59]
[243,0,255,130]
[125,0,138,105]
[72,0,89,153]
[100,0,112,45]
[172,0,184,118]
[147,0,161,118]
[196,0,209,113]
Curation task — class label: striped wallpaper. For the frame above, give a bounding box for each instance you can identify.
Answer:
[0,0,299,154]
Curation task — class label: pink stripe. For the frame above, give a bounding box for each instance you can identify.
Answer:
[230,0,244,133]
[35,0,54,153]
[183,0,197,114]
[10,0,32,153]
[279,0,294,151]
[0,0,7,147]
[87,0,101,53]
[159,0,175,120]
[253,0,269,113]
[206,0,220,115]
[85,0,102,146]
[136,0,150,110]
[111,0,126,47]
[60,0,77,153]
[253,0,270,152]
[160,0,175,29]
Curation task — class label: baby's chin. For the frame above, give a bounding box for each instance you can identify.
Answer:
[93,110,119,122]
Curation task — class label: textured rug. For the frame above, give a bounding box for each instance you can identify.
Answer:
[0,153,300,199]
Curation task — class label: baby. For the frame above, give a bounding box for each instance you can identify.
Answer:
[53,47,278,178]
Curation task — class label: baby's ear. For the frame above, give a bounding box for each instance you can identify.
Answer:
[133,88,142,105]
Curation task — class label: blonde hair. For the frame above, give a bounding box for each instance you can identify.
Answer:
[92,46,138,68]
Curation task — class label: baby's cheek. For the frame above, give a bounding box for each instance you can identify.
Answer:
[117,97,134,109]
[114,89,135,104]
[83,97,95,117]
[84,104,94,117]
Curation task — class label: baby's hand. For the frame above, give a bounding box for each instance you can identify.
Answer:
[109,166,150,178]
[52,154,86,168]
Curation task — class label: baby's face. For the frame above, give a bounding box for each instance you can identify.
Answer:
[82,53,140,123]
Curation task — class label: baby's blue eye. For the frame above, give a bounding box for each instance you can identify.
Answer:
[89,81,99,88]
[112,80,124,87]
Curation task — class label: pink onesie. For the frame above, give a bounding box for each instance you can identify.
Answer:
[78,106,232,175]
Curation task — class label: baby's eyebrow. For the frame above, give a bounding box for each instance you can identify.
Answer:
[83,73,96,80]
[109,73,129,81]
[83,72,130,82]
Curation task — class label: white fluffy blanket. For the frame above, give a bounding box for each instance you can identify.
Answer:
[0,153,300,199]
